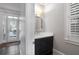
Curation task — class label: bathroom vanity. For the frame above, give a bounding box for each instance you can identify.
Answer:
[34,32,53,55]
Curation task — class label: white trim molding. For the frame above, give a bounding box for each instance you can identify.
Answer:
[53,49,65,55]
[65,40,79,46]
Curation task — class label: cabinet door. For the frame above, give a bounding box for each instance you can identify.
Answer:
[35,36,53,55]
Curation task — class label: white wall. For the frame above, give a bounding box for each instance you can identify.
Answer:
[44,4,64,33]
[25,4,35,55]
[44,3,65,54]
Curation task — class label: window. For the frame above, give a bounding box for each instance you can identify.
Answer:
[65,3,79,44]
[8,16,18,37]
[6,15,19,42]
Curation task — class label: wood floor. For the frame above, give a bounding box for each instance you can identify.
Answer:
[0,41,20,55]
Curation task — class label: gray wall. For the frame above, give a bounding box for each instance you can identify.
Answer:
[44,3,79,55]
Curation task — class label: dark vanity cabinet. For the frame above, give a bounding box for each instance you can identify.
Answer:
[35,36,53,55]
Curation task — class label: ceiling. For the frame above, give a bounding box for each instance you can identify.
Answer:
[0,3,25,12]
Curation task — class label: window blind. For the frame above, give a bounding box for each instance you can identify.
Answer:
[65,3,79,43]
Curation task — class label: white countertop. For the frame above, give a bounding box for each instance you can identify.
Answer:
[34,32,53,39]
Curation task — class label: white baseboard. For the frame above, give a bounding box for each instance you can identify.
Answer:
[53,49,65,55]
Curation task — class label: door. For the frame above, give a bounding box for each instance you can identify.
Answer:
[0,14,20,55]
[0,14,20,43]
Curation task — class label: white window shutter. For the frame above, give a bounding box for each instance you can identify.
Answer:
[65,3,79,43]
